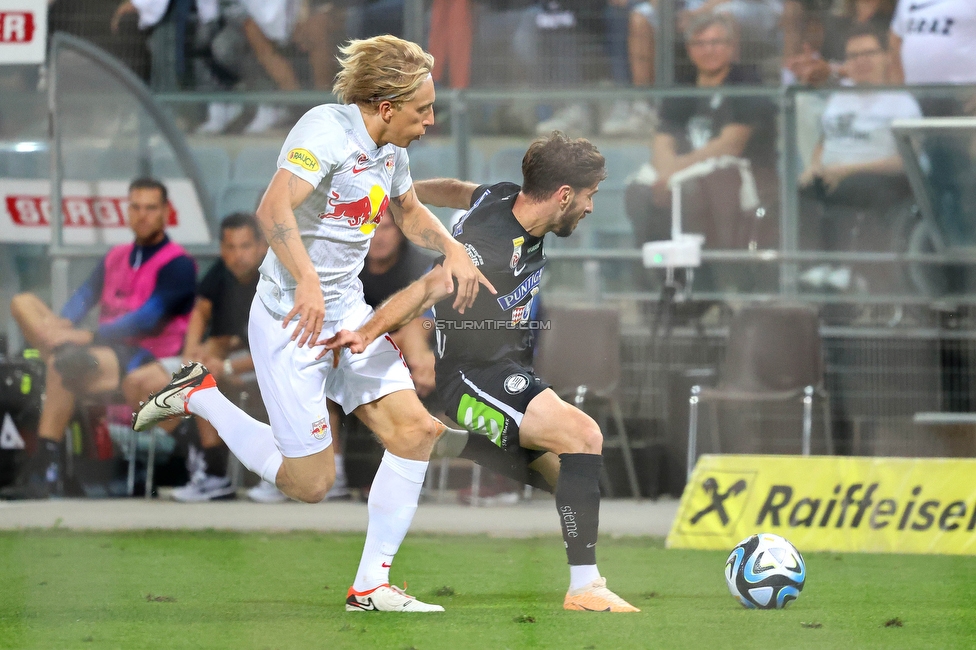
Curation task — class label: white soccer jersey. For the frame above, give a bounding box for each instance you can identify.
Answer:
[891,0,976,84]
[256,103,413,321]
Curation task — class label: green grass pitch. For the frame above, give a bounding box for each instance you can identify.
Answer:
[2,530,976,649]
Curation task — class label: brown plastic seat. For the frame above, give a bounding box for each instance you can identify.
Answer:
[535,306,642,498]
[687,302,833,477]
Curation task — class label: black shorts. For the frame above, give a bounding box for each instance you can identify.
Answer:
[108,343,157,377]
[437,359,550,455]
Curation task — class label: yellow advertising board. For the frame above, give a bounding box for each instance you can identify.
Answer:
[667,455,976,555]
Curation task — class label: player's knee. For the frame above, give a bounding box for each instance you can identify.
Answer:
[10,293,35,323]
[572,414,603,455]
[394,415,439,458]
[292,474,335,503]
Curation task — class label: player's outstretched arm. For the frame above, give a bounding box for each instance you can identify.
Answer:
[390,186,495,314]
[413,178,479,210]
[317,265,453,361]
[256,169,321,348]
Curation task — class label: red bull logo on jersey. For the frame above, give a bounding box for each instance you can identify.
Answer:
[320,185,389,234]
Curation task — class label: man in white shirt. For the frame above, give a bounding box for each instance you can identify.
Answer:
[134,35,492,612]
[889,0,976,85]
[799,26,920,287]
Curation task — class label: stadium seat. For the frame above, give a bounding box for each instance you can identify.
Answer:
[601,144,650,189]
[0,148,49,179]
[687,302,833,478]
[408,142,471,181]
[587,186,632,237]
[217,183,264,218]
[153,146,232,213]
[534,306,643,498]
[485,146,525,184]
[233,145,281,185]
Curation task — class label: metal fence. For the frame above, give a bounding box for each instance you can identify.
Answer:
[1,34,976,480]
[40,0,791,93]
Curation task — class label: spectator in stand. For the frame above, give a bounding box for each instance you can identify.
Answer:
[798,26,921,291]
[889,0,976,88]
[532,0,598,136]
[625,13,777,264]
[344,0,405,40]
[162,213,267,501]
[785,0,895,86]
[679,0,784,48]
[359,215,436,399]
[111,0,221,91]
[193,0,250,134]
[888,0,976,255]
[601,1,657,136]
[0,179,196,500]
[237,0,347,133]
[428,0,473,89]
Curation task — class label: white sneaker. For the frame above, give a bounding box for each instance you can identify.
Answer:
[601,99,656,136]
[244,105,289,134]
[826,266,853,291]
[345,584,445,612]
[196,102,243,135]
[799,264,833,289]
[535,104,590,137]
[247,480,287,503]
[172,472,236,502]
[132,362,215,432]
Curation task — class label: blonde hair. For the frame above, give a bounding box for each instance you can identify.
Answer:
[333,35,435,107]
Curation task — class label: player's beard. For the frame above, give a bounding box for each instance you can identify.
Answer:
[552,205,586,238]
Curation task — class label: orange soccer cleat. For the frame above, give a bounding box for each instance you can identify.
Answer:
[563,578,640,612]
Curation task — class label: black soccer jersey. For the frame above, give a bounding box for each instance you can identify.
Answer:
[433,182,546,371]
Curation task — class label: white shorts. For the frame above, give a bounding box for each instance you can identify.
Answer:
[248,296,415,458]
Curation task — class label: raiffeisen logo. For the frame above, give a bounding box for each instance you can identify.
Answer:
[756,483,976,533]
[667,455,976,554]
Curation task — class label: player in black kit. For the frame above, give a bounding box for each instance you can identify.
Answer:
[321,132,639,612]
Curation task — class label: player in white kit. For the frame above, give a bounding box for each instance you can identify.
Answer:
[133,35,492,612]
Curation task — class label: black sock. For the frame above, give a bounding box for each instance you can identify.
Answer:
[459,434,553,493]
[556,453,603,566]
[202,444,228,477]
[40,439,61,484]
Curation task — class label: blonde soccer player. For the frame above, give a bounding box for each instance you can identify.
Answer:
[134,35,493,612]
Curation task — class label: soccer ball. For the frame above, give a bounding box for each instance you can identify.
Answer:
[725,533,805,609]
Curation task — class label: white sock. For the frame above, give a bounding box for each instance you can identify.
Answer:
[352,451,428,592]
[569,564,601,591]
[187,387,283,485]
[334,453,347,489]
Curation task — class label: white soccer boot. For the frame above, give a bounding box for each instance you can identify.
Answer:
[132,362,215,432]
[345,584,445,612]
